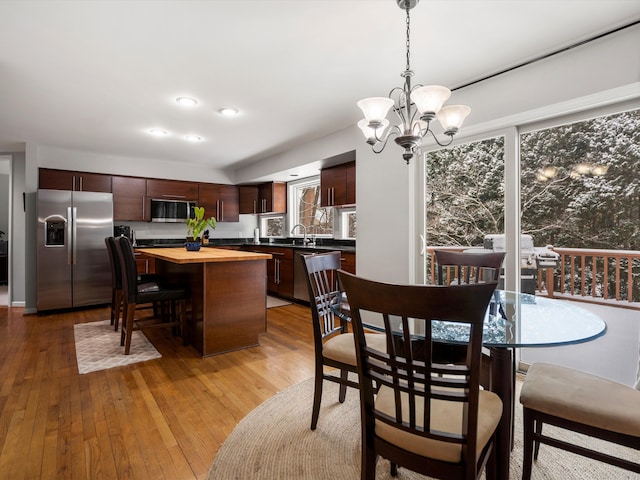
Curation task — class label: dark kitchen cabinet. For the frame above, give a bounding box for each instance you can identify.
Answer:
[39,168,112,193]
[198,183,239,222]
[244,245,293,298]
[239,186,259,214]
[146,179,198,201]
[339,251,356,274]
[134,251,156,275]
[258,182,287,214]
[320,160,356,207]
[112,176,147,221]
[239,182,286,214]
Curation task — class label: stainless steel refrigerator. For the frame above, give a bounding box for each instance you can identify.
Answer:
[37,189,114,311]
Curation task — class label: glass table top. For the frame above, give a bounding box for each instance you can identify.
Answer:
[334,290,607,349]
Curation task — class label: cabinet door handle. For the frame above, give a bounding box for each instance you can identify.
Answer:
[220,200,224,221]
[79,176,83,191]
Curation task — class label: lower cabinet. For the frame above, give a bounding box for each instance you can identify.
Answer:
[134,252,156,275]
[339,252,356,274]
[242,246,294,298]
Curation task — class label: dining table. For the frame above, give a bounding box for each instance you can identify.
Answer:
[332,289,607,480]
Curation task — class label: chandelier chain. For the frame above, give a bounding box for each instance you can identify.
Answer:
[405,4,411,73]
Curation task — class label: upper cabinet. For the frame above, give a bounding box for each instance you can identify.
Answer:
[320,158,356,207]
[258,182,287,214]
[239,186,259,214]
[239,182,286,214]
[146,179,198,201]
[112,176,147,221]
[198,183,239,222]
[39,168,112,193]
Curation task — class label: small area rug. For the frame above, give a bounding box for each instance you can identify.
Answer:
[267,295,292,308]
[207,377,638,479]
[74,320,161,374]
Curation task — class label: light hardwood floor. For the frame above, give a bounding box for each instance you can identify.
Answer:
[0,303,317,479]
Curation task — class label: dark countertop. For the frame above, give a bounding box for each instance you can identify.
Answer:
[134,237,356,253]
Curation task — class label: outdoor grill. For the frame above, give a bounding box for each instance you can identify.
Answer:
[466,234,560,294]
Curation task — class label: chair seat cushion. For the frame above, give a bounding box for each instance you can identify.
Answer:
[136,288,186,304]
[520,362,640,437]
[323,333,386,366]
[375,385,503,463]
[137,282,160,293]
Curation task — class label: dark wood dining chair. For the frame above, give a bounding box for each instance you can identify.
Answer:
[114,236,188,355]
[302,251,385,431]
[105,236,162,332]
[433,250,505,366]
[520,362,640,478]
[338,270,502,480]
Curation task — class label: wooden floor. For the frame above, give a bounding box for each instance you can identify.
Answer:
[0,303,317,479]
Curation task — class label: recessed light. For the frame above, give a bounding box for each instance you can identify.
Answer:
[176,96,198,107]
[218,107,239,117]
[148,128,168,137]
[185,135,202,142]
[290,174,299,177]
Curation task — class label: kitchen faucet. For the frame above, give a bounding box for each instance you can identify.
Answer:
[291,223,313,245]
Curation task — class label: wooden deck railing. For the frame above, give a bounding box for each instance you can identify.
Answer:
[426,246,640,311]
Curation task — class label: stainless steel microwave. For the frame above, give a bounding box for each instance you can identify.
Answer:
[150,199,195,223]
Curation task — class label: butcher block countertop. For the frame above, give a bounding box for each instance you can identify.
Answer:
[136,247,272,264]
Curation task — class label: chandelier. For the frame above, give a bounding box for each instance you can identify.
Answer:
[357,0,471,164]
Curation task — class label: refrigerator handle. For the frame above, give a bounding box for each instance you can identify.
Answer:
[66,207,73,264]
[71,207,78,264]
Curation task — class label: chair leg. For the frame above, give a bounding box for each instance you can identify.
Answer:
[110,288,116,326]
[120,303,128,346]
[362,442,377,480]
[123,303,136,355]
[522,408,534,480]
[533,418,543,460]
[311,365,324,430]
[338,369,348,403]
[113,290,122,331]
[390,462,398,477]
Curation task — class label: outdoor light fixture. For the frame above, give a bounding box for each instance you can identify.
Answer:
[357,0,471,164]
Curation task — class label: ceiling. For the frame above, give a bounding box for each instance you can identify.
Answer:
[1,0,639,177]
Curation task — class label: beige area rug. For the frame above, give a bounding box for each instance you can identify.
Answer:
[267,295,292,308]
[208,377,638,480]
[74,320,161,374]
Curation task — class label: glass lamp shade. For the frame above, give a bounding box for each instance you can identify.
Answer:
[437,105,471,133]
[358,118,389,142]
[357,97,394,123]
[410,85,451,114]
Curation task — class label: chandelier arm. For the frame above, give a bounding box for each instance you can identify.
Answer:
[426,128,455,147]
[372,126,401,153]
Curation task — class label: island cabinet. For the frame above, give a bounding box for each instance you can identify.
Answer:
[136,247,271,357]
[244,245,294,298]
[320,160,356,207]
[39,168,112,193]
[146,178,198,201]
[112,175,147,221]
[198,183,239,222]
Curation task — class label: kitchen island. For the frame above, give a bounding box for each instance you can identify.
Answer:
[136,247,271,357]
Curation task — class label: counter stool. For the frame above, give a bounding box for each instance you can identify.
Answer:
[114,236,188,355]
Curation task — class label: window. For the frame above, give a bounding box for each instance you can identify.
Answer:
[341,208,357,239]
[260,215,285,237]
[289,177,333,237]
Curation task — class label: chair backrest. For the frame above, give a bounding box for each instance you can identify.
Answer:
[338,270,498,465]
[302,252,344,344]
[105,237,122,289]
[435,250,506,285]
[113,236,138,303]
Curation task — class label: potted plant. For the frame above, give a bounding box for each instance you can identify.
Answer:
[186,206,217,251]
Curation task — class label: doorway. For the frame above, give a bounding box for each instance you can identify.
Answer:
[0,155,10,306]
